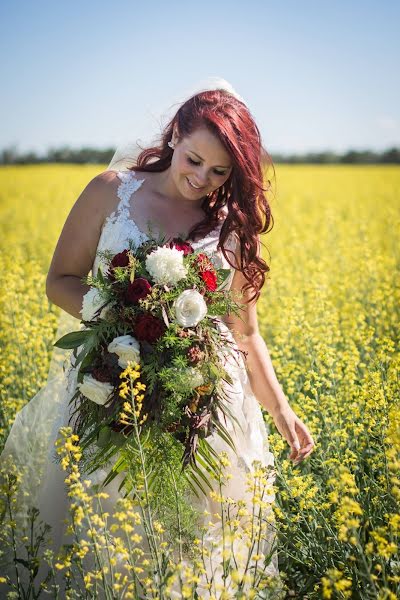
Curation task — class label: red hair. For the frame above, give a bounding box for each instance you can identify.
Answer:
[128,89,275,303]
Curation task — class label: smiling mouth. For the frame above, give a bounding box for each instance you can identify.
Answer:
[186,177,205,190]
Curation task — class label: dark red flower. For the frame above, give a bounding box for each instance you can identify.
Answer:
[126,277,152,304]
[169,238,194,256]
[108,249,130,280]
[134,313,166,344]
[200,269,218,291]
[92,366,113,382]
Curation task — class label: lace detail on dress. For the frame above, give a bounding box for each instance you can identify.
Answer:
[115,171,146,222]
[102,171,149,247]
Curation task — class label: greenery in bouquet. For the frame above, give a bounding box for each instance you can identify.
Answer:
[54,235,246,531]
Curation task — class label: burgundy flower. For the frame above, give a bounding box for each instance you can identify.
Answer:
[134,313,166,344]
[92,366,113,382]
[126,277,152,304]
[108,249,130,280]
[169,238,194,256]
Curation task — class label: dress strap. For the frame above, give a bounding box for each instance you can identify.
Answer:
[115,170,146,220]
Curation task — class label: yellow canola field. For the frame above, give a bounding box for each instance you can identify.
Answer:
[0,164,399,598]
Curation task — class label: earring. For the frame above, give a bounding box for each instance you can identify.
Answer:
[168,141,175,149]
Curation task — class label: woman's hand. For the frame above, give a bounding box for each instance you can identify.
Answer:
[272,405,315,465]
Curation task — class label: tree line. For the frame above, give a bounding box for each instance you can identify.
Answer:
[0,144,399,165]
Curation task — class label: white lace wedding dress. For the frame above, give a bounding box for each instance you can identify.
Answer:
[0,170,283,598]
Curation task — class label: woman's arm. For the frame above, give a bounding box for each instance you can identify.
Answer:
[46,171,119,320]
[222,240,315,464]
[222,267,290,418]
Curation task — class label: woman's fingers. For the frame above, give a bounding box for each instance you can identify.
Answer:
[293,440,315,464]
[274,410,315,465]
[292,422,315,464]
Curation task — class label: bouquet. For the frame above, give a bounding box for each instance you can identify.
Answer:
[55,235,246,498]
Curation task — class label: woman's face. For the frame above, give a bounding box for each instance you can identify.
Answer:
[170,126,233,200]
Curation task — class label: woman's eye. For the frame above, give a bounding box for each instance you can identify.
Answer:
[187,157,227,177]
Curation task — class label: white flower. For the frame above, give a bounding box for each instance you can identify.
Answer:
[78,375,114,406]
[145,246,187,286]
[174,289,207,327]
[81,287,111,321]
[107,334,141,369]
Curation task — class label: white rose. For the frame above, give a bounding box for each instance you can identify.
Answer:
[173,289,207,327]
[107,334,141,369]
[81,287,111,321]
[145,246,187,286]
[78,374,114,406]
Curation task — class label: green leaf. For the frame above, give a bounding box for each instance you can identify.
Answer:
[73,344,90,367]
[102,464,126,488]
[181,472,202,499]
[75,348,95,371]
[96,426,111,448]
[217,268,232,285]
[183,468,208,497]
[194,453,220,485]
[197,440,221,477]
[97,266,106,284]
[53,329,92,349]
[208,362,223,381]
[218,400,245,434]
[200,437,221,463]
[189,460,215,492]
[110,430,129,448]
[213,419,238,454]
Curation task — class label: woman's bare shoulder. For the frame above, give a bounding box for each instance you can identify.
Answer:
[90,169,121,195]
[83,169,123,219]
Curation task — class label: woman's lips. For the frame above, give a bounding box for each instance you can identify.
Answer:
[186,176,205,190]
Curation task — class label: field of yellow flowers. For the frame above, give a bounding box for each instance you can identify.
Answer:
[0,164,399,599]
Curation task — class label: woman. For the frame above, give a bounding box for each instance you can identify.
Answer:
[1,80,314,597]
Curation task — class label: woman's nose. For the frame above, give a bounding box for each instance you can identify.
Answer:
[196,169,209,186]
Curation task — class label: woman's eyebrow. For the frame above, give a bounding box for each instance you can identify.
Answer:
[189,150,231,169]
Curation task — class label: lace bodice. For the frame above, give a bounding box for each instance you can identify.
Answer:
[92,170,238,290]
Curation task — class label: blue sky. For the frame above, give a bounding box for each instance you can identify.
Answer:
[1,0,399,155]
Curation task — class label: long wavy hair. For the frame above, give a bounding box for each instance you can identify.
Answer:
[127,88,275,303]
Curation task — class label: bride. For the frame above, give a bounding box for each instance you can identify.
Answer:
[0,78,314,597]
